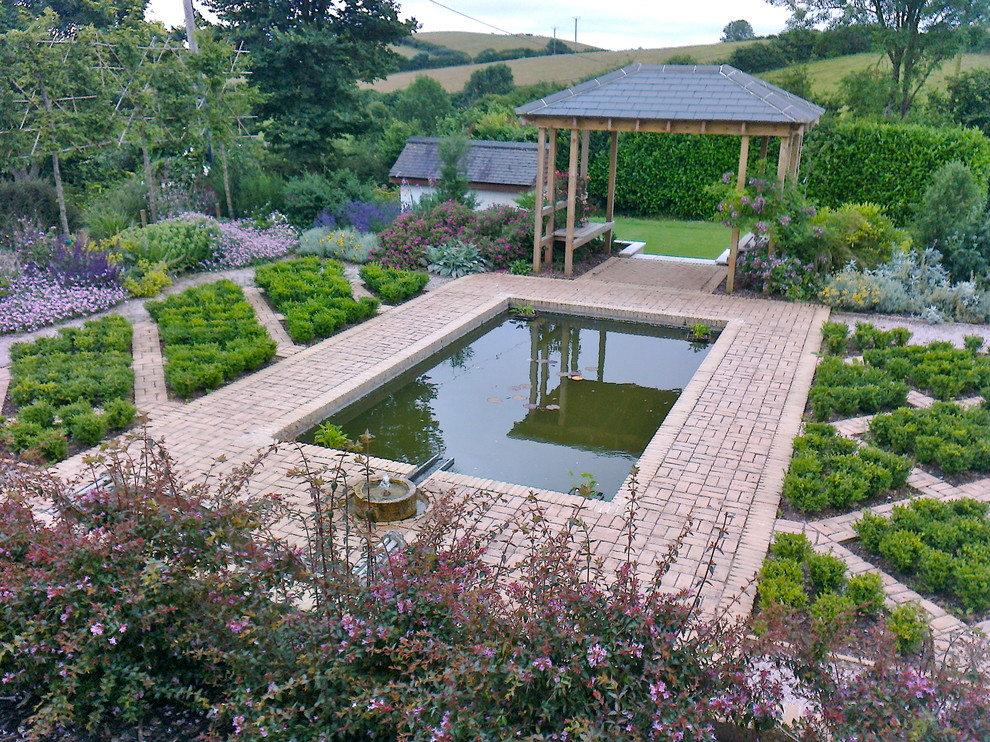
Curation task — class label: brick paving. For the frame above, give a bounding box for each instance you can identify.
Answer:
[242,286,302,359]
[51,268,827,620]
[131,321,176,415]
[580,257,727,294]
[0,366,9,412]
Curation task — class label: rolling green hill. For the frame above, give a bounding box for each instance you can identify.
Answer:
[414,31,600,56]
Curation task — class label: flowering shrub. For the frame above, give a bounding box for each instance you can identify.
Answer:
[204,216,297,269]
[298,227,378,263]
[0,436,288,738]
[0,270,127,334]
[375,200,531,270]
[820,248,990,323]
[736,248,817,299]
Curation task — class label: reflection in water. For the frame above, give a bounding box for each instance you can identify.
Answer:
[305,313,713,499]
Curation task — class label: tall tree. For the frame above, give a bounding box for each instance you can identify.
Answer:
[204,0,415,167]
[721,20,756,42]
[767,0,990,117]
[0,0,147,32]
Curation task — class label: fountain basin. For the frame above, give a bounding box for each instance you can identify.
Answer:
[352,475,419,522]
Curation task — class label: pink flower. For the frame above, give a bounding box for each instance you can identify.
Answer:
[90,622,104,636]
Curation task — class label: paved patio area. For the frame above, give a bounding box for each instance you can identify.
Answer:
[48,268,826,618]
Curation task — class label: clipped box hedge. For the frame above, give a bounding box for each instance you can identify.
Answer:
[3,316,137,462]
[358,263,428,304]
[808,356,908,421]
[863,342,990,400]
[146,280,276,399]
[870,403,990,476]
[255,258,378,344]
[802,121,990,224]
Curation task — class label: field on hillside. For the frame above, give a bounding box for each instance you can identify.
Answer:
[764,52,990,96]
[371,40,756,93]
[416,31,600,55]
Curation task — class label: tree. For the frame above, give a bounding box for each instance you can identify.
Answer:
[721,19,755,42]
[930,69,990,137]
[204,0,415,167]
[461,63,514,107]
[392,75,451,135]
[435,135,474,206]
[0,0,147,32]
[766,0,990,117]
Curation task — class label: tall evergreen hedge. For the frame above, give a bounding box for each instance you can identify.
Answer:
[588,133,743,219]
[802,121,990,225]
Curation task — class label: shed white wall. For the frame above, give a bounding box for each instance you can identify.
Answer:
[399,184,525,210]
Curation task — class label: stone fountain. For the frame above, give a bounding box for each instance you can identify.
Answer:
[352,473,419,522]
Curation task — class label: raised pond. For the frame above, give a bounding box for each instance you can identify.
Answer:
[304,312,714,499]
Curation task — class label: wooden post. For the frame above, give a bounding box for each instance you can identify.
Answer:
[545,129,558,266]
[759,136,769,161]
[564,129,580,277]
[142,139,158,223]
[532,127,547,273]
[605,131,618,253]
[726,134,750,294]
[580,130,590,178]
[220,142,234,217]
[776,135,792,186]
[789,127,805,179]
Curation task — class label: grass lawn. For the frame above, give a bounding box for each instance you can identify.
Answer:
[612,217,729,260]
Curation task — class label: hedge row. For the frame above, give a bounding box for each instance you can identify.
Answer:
[359,263,428,304]
[255,258,378,344]
[783,423,911,513]
[146,280,276,399]
[870,403,990,476]
[2,316,136,462]
[863,342,990,401]
[808,356,908,421]
[856,498,990,612]
[802,121,990,225]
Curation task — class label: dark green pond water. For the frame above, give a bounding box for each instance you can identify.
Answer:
[304,313,713,499]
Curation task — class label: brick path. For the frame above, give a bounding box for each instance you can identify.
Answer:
[243,286,302,359]
[0,366,9,412]
[53,269,826,619]
[581,257,727,294]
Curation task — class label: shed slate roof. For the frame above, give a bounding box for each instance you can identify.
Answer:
[516,63,824,124]
[389,137,539,188]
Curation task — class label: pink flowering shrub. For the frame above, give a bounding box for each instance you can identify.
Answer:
[737,249,818,300]
[203,216,298,269]
[375,200,532,270]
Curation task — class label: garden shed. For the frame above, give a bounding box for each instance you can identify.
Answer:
[389,136,541,209]
[516,63,825,286]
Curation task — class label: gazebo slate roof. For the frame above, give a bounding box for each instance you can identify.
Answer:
[389,137,539,188]
[516,63,824,124]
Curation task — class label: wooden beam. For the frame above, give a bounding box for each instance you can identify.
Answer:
[605,131,618,253]
[518,115,798,138]
[545,128,558,266]
[532,126,547,273]
[564,128,580,277]
[726,135,750,294]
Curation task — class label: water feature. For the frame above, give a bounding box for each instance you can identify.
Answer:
[303,312,714,499]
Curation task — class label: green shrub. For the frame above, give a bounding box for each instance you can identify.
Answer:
[3,317,134,462]
[812,203,907,268]
[758,576,809,611]
[864,343,990,400]
[509,259,532,275]
[878,529,925,571]
[820,321,850,355]
[69,412,108,447]
[0,177,72,237]
[870,403,990,476]
[810,591,855,624]
[255,258,378,344]
[122,260,172,298]
[769,532,813,562]
[808,356,908,421]
[807,552,847,594]
[964,334,985,354]
[802,120,990,224]
[313,422,354,450]
[103,399,137,430]
[298,227,333,254]
[846,572,885,615]
[915,546,956,593]
[114,218,220,273]
[783,424,910,513]
[147,280,276,398]
[359,263,429,304]
[886,603,930,654]
[760,558,804,583]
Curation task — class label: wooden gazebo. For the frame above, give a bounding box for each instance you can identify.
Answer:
[516,64,825,289]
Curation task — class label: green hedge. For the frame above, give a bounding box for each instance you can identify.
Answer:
[808,356,908,421]
[2,316,136,462]
[870,403,990,476]
[855,498,990,612]
[802,121,990,225]
[359,263,429,304]
[783,423,911,513]
[255,258,378,344]
[588,133,744,219]
[146,280,275,399]
[863,342,990,400]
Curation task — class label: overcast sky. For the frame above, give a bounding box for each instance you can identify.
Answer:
[147,0,793,51]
